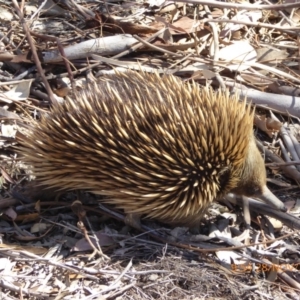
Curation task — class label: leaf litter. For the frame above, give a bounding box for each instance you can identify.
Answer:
[0,0,300,299]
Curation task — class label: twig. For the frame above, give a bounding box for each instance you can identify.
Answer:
[77,221,110,261]
[133,34,183,58]
[203,18,299,34]
[174,0,300,11]
[0,279,49,298]
[12,0,57,105]
[78,260,134,299]
[280,126,300,171]
[29,30,75,89]
[113,27,167,59]
[203,5,225,90]
[257,140,300,182]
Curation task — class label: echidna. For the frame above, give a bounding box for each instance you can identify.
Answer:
[19,71,286,227]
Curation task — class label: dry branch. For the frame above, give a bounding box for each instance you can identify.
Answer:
[42,35,139,63]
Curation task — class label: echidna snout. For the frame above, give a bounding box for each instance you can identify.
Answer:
[232,138,286,211]
[18,71,286,226]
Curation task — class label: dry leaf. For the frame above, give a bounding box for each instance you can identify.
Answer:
[0,243,47,255]
[221,10,262,38]
[1,124,17,138]
[267,217,283,231]
[3,207,17,221]
[15,212,40,223]
[0,79,33,103]
[256,47,288,66]
[31,223,51,234]
[218,41,257,71]
[73,231,115,252]
[254,114,282,138]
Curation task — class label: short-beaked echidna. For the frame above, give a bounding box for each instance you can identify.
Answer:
[19,71,286,226]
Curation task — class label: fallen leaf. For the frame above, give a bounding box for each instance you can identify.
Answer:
[1,80,33,103]
[3,207,17,220]
[254,114,282,137]
[73,231,115,251]
[31,223,51,234]
[218,40,257,72]
[221,10,262,38]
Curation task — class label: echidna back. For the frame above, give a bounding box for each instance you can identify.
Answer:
[20,71,254,224]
